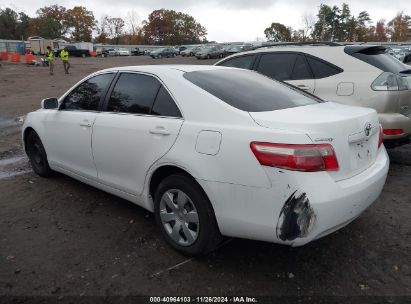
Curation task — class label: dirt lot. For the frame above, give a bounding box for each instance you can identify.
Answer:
[0,56,410,301]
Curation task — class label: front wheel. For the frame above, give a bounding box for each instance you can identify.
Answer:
[26,131,53,177]
[154,174,221,256]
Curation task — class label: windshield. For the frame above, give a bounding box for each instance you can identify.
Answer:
[228,46,242,51]
[184,69,321,112]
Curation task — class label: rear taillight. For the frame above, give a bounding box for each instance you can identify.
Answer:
[250,142,339,172]
[383,128,404,136]
[371,72,409,91]
[378,124,383,149]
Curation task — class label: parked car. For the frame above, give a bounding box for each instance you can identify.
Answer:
[181,46,201,57]
[103,48,117,56]
[130,48,145,56]
[216,44,411,147]
[196,45,224,59]
[62,45,90,57]
[116,48,130,56]
[224,44,254,57]
[173,46,187,55]
[150,48,176,59]
[22,65,388,256]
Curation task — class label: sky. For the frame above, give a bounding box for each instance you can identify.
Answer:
[1,0,410,42]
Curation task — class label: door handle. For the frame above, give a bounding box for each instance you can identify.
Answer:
[80,120,92,128]
[297,84,310,91]
[149,127,171,135]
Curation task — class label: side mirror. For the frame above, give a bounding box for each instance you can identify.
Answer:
[41,97,59,109]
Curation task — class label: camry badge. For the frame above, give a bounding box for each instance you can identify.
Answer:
[364,122,372,137]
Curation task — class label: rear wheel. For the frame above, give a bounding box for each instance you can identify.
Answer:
[26,131,52,177]
[154,173,221,256]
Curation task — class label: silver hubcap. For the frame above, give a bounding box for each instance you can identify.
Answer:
[159,189,199,246]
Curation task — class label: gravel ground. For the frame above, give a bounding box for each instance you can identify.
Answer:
[0,56,410,302]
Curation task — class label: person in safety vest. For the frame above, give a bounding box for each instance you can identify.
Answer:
[46,46,54,75]
[60,48,71,74]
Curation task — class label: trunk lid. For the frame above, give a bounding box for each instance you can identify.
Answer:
[249,102,381,181]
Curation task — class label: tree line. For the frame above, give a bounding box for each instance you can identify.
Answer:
[1,4,410,44]
[0,6,207,45]
[265,3,411,42]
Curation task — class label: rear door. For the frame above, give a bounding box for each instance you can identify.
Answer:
[92,72,183,195]
[255,52,315,94]
[304,55,344,98]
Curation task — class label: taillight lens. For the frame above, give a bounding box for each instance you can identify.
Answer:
[371,72,409,91]
[250,142,339,172]
[378,124,383,149]
[383,128,404,136]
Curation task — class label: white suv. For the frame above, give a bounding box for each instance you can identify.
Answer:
[216,44,411,147]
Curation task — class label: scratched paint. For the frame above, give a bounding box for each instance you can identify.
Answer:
[276,190,316,241]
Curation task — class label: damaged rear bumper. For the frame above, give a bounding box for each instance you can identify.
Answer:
[272,146,389,246]
[197,147,389,246]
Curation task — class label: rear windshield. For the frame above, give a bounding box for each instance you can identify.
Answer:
[349,47,408,73]
[183,69,320,112]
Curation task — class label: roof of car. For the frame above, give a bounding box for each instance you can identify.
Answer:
[100,65,228,74]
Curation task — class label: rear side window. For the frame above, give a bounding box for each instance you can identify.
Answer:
[291,55,312,80]
[306,56,343,79]
[348,47,408,73]
[61,73,114,111]
[184,69,319,112]
[152,86,182,117]
[256,53,297,81]
[107,73,160,114]
[218,55,255,69]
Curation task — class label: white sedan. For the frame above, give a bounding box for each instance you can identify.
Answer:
[22,65,389,255]
[116,48,130,56]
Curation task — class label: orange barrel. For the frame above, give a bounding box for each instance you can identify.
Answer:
[11,53,21,62]
[25,53,34,63]
[1,52,8,61]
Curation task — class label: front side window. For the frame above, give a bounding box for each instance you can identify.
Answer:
[218,55,255,70]
[107,73,161,114]
[256,53,297,81]
[61,73,114,111]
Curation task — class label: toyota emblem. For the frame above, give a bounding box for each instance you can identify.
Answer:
[364,122,372,137]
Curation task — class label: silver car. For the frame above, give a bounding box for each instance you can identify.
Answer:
[216,44,411,147]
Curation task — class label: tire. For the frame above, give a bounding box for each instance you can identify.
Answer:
[26,131,52,177]
[154,173,221,256]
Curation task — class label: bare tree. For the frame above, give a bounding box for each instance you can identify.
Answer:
[105,16,125,44]
[302,13,316,41]
[126,10,140,35]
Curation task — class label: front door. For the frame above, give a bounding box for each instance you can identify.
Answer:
[43,73,115,179]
